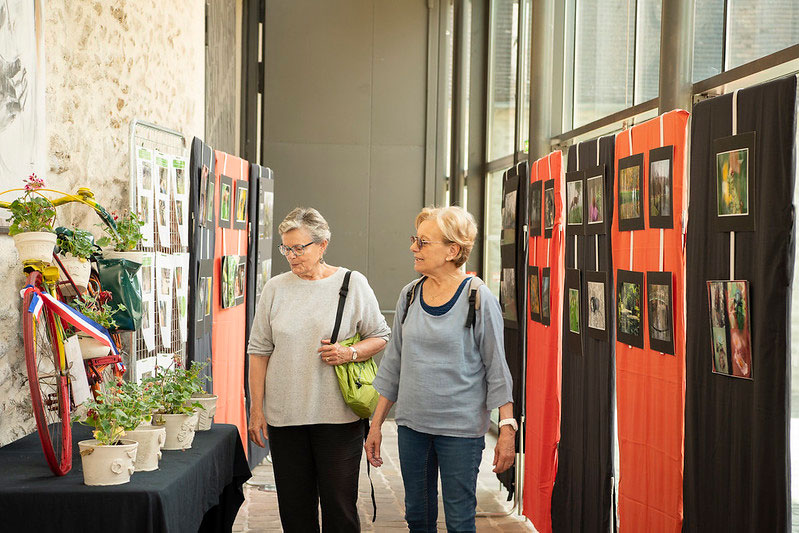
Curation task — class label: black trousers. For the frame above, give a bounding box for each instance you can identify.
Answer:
[267,420,364,533]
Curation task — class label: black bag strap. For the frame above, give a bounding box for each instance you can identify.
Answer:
[400,276,426,324]
[330,270,352,344]
[465,277,485,328]
[363,418,377,522]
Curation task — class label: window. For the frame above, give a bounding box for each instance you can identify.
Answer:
[487,0,519,160]
[518,0,532,152]
[634,0,663,105]
[692,0,724,81]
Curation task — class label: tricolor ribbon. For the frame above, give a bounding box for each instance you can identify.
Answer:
[20,285,120,356]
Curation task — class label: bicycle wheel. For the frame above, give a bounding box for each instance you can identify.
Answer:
[23,270,72,476]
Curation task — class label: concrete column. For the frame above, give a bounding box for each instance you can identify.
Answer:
[658,0,695,113]
[528,0,554,161]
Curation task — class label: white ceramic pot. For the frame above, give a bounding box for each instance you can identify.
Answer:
[188,394,218,431]
[57,254,92,295]
[153,412,199,450]
[125,425,166,472]
[78,439,138,486]
[77,334,110,360]
[12,231,56,264]
[102,249,145,264]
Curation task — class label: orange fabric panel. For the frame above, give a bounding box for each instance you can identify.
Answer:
[522,151,564,533]
[612,110,688,532]
[211,150,249,451]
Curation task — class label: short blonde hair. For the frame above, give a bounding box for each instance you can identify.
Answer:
[278,207,332,243]
[415,206,477,267]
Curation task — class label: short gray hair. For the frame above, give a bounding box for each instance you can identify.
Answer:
[278,207,332,243]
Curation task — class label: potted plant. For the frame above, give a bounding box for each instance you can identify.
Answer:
[55,228,96,294]
[183,363,217,431]
[119,381,167,472]
[74,384,149,486]
[7,173,57,263]
[71,291,126,359]
[146,358,204,450]
[97,210,145,263]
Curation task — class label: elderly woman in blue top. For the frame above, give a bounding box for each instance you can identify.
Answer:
[365,206,515,533]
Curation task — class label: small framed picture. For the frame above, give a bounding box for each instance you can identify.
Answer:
[707,279,752,379]
[713,132,755,232]
[584,165,607,235]
[221,255,237,309]
[233,180,249,230]
[205,168,216,227]
[198,165,209,227]
[647,271,675,354]
[529,180,542,238]
[618,154,645,231]
[566,170,584,236]
[616,269,644,349]
[528,266,540,323]
[235,256,247,306]
[649,146,674,229]
[544,179,556,239]
[540,267,551,327]
[586,270,608,341]
[566,268,582,355]
[500,266,518,327]
[219,175,234,228]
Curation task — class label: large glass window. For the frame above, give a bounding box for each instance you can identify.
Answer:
[487,0,519,160]
[692,0,724,81]
[634,0,663,104]
[727,0,799,70]
[518,0,532,152]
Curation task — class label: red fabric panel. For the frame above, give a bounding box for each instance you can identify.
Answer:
[522,151,564,533]
[612,110,688,532]
[211,150,249,451]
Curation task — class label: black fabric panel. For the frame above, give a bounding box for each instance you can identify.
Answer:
[188,137,216,388]
[552,136,616,533]
[683,76,796,533]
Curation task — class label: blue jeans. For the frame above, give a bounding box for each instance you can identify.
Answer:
[397,425,485,533]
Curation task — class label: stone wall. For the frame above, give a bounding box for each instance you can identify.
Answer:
[0,0,205,446]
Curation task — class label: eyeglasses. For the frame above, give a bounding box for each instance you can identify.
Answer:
[410,236,446,249]
[278,241,316,257]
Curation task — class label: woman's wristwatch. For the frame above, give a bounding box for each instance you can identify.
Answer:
[350,347,358,361]
[498,418,518,432]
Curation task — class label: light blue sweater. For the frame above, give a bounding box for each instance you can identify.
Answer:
[373,278,514,438]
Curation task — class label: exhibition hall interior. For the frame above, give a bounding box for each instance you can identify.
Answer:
[0,0,798,531]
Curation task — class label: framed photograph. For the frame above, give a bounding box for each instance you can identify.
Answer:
[529,180,542,237]
[541,267,551,327]
[544,179,556,239]
[221,255,236,309]
[198,165,209,227]
[713,132,756,232]
[235,256,247,306]
[618,153,645,231]
[205,169,216,227]
[529,266,540,323]
[142,158,153,191]
[218,175,234,228]
[233,180,249,230]
[500,267,518,326]
[707,279,752,379]
[584,165,607,235]
[586,271,608,341]
[647,271,675,354]
[566,268,582,355]
[566,170,584,235]
[649,146,674,229]
[616,269,644,348]
[175,166,186,196]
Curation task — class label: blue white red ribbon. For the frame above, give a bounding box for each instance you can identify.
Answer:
[20,285,120,356]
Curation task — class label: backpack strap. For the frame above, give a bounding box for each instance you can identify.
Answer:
[400,276,426,324]
[465,276,485,328]
[330,270,352,344]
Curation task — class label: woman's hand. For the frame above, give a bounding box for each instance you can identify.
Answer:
[492,427,516,473]
[248,409,268,448]
[318,339,351,366]
[364,426,384,467]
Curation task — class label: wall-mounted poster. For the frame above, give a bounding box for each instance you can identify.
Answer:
[205,167,216,227]
[233,180,248,230]
[540,267,551,327]
[140,253,156,352]
[618,153,645,231]
[616,269,644,348]
[713,132,756,232]
[502,187,517,245]
[566,171,584,235]
[586,271,608,341]
[647,271,675,354]
[565,268,582,354]
[529,266,540,322]
[136,147,155,248]
[195,259,214,338]
[154,152,171,248]
[221,255,237,309]
[584,165,607,235]
[544,179,555,239]
[707,279,752,379]
[500,267,517,324]
[198,165,209,226]
[529,180,542,237]
[174,252,189,343]
[648,146,674,229]
[156,253,173,349]
[171,156,190,246]
[219,175,234,229]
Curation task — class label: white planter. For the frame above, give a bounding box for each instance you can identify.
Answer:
[188,394,218,431]
[125,425,166,472]
[78,439,138,486]
[153,412,199,450]
[12,231,56,264]
[102,249,144,264]
[77,334,110,360]
[57,254,92,295]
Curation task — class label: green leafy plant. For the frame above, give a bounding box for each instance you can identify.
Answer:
[56,228,96,260]
[146,358,208,418]
[97,210,144,252]
[7,174,56,236]
[75,381,157,446]
[71,290,126,331]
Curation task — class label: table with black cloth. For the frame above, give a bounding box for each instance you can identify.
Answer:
[0,422,251,533]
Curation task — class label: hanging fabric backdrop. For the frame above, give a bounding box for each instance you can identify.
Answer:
[683,76,796,532]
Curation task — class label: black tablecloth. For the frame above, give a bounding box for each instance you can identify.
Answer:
[0,423,251,533]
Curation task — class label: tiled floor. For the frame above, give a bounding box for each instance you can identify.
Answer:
[234,421,536,532]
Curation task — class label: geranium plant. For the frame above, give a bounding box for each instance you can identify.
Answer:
[72,290,126,330]
[146,359,207,419]
[75,381,157,446]
[7,174,56,236]
[97,210,144,252]
[56,228,96,260]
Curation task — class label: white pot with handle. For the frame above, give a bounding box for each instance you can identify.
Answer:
[187,393,218,431]
[78,439,138,486]
[125,425,166,471]
[12,231,56,264]
[77,333,110,360]
[153,412,199,450]
[57,254,92,295]
[102,249,145,265]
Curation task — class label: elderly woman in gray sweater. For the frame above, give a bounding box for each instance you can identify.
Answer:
[366,205,515,533]
[247,207,390,533]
